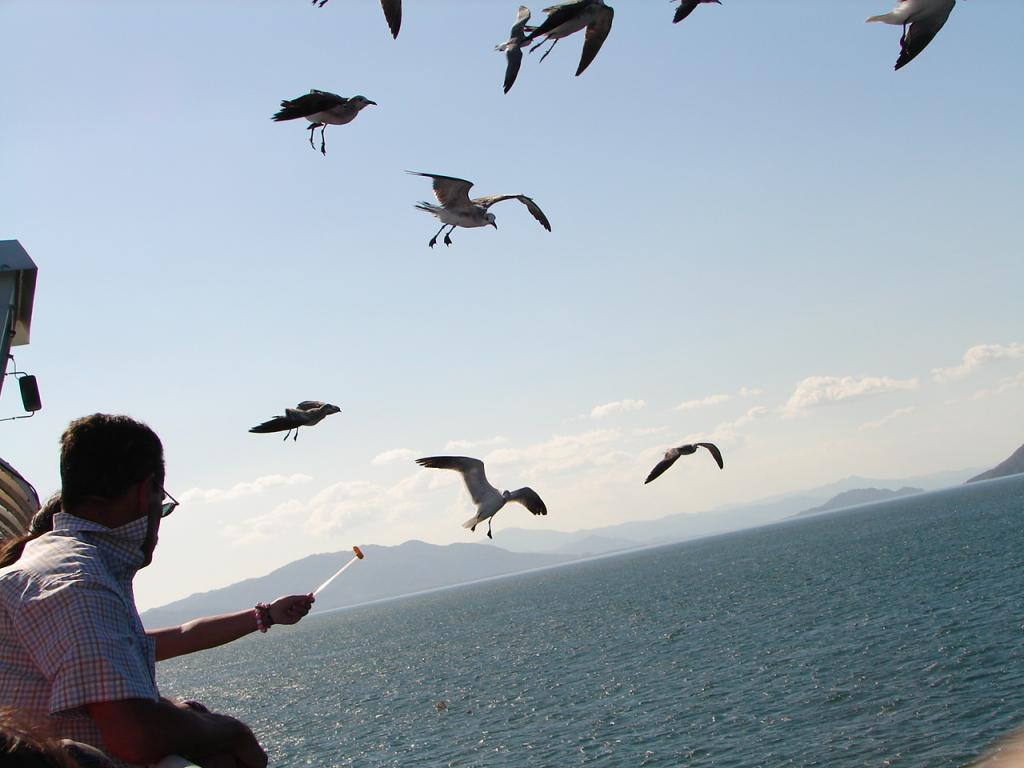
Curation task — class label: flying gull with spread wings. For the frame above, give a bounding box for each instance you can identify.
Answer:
[644,442,724,484]
[408,172,551,248]
[866,0,956,71]
[672,0,721,24]
[272,91,376,155]
[496,6,535,93]
[313,0,402,39]
[249,401,341,441]
[523,0,614,77]
[416,456,548,539]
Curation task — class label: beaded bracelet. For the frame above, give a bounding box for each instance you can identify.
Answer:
[254,602,272,633]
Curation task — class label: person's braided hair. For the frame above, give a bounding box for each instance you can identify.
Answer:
[0,494,62,569]
[0,707,81,766]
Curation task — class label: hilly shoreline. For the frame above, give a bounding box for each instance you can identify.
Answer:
[967,443,1024,483]
[141,467,980,625]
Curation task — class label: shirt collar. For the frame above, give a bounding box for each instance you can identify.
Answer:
[52,512,149,574]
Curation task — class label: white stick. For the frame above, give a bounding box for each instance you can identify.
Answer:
[312,546,365,596]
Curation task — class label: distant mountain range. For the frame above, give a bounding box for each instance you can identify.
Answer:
[142,541,577,628]
[791,487,924,518]
[140,467,980,627]
[967,443,1024,483]
[492,468,977,556]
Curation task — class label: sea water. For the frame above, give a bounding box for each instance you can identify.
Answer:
[159,475,1024,766]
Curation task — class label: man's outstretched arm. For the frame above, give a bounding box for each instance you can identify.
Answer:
[148,594,314,661]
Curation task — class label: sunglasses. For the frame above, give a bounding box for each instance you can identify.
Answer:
[161,488,180,518]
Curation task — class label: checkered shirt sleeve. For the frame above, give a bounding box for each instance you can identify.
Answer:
[13,575,159,714]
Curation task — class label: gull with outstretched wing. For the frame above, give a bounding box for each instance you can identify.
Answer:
[644,442,724,485]
[313,0,403,39]
[415,456,547,539]
[249,401,341,442]
[408,172,551,248]
[272,90,376,155]
[867,0,956,71]
[496,6,535,93]
[672,0,721,25]
[524,0,614,77]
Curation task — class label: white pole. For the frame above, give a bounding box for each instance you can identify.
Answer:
[312,546,364,596]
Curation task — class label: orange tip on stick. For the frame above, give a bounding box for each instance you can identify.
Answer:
[313,546,366,596]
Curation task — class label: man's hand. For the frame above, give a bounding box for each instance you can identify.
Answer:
[183,711,266,768]
[87,698,267,767]
[269,594,314,626]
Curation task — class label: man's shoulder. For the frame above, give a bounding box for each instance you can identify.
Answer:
[1,533,113,594]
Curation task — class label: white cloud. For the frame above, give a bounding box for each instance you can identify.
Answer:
[444,435,508,451]
[632,426,668,437]
[306,472,431,536]
[371,448,419,466]
[674,394,731,412]
[932,343,1024,382]
[971,371,1024,400]
[222,500,306,546]
[859,407,916,432]
[485,429,621,475]
[674,407,770,448]
[673,386,762,414]
[181,473,313,504]
[782,375,918,416]
[647,406,771,461]
[733,405,770,427]
[590,399,646,419]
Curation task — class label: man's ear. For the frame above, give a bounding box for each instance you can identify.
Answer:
[135,473,157,515]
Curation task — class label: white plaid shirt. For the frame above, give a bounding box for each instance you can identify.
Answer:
[0,511,159,756]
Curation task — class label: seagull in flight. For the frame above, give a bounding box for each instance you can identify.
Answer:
[672,0,721,25]
[644,442,724,484]
[496,6,535,93]
[249,401,341,441]
[867,0,956,70]
[415,456,548,539]
[313,0,402,39]
[408,172,552,248]
[524,0,615,77]
[272,91,376,155]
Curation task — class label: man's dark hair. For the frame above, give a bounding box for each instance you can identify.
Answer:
[60,415,164,510]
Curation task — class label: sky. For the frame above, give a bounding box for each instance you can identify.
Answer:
[1,0,1022,612]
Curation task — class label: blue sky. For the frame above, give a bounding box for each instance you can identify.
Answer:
[2,1,1022,610]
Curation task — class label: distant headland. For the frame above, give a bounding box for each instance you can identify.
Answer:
[967,443,1024,483]
[791,487,924,518]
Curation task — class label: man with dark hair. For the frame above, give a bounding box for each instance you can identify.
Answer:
[0,414,313,767]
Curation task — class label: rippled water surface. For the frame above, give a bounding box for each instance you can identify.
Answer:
[160,475,1024,766]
